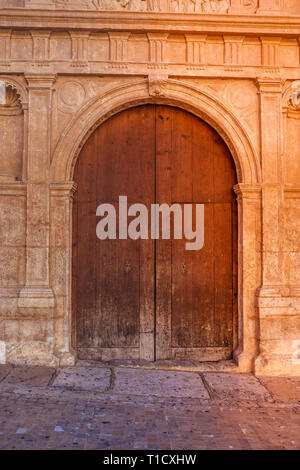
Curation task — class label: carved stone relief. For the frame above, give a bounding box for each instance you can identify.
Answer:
[0,83,24,181]
[148,74,168,96]
[57,81,86,114]
[52,0,230,13]
[0,84,23,116]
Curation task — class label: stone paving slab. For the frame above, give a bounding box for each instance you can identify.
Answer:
[0,389,299,450]
[113,368,210,399]
[259,377,300,403]
[0,364,13,382]
[203,372,272,401]
[52,366,111,392]
[2,366,55,387]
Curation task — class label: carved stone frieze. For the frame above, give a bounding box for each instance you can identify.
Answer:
[39,0,232,13]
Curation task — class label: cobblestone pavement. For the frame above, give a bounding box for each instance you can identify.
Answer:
[0,363,300,450]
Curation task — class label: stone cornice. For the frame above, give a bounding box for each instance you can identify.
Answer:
[1,65,299,80]
[1,9,300,36]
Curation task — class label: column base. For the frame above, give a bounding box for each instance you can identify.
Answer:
[234,350,257,373]
[18,287,55,308]
[56,351,77,366]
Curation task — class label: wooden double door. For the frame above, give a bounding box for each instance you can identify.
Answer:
[72,105,237,361]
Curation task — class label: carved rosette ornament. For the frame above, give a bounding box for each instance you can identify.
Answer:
[287,80,300,119]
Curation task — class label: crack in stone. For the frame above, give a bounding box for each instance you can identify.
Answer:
[106,367,116,393]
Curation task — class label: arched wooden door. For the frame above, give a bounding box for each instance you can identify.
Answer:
[72,105,237,362]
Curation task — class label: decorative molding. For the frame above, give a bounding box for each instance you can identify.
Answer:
[260,37,281,67]
[256,76,284,93]
[25,74,57,89]
[223,35,244,65]
[18,287,55,308]
[31,31,51,63]
[57,81,86,114]
[185,34,207,65]
[108,32,130,62]
[234,183,262,199]
[147,33,169,63]
[50,78,261,184]
[26,0,232,13]
[0,181,27,196]
[0,28,299,76]
[70,31,90,64]
[284,185,300,198]
[49,181,78,198]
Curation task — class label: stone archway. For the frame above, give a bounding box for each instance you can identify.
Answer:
[50,79,262,371]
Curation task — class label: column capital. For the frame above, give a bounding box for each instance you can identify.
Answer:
[256,76,284,93]
[260,36,282,45]
[108,32,131,40]
[25,74,57,89]
[0,29,12,38]
[69,30,90,39]
[185,34,207,42]
[50,181,78,198]
[234,183,262,200]
[147,33,169,41]
[223,35,245,43]
[30,30,51,39]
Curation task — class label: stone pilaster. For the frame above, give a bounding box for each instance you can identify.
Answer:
[260,37,281,67]
[70,31,90,66]
[50,181,77,366]
[18,74,56,309]
[31,31,51,63]
[185,35,207,66]
[256,77,283,295]
[108,32,130,63]
[254,77,300,375]
[224,36,244,66]
[147,33,169,64]
[234,183,262,373]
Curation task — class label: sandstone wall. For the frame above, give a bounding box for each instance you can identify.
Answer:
[0,0,299,374]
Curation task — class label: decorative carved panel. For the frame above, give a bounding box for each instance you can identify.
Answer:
[26,0,231,13]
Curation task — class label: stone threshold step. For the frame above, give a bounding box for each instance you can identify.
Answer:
[75,359,239,373]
